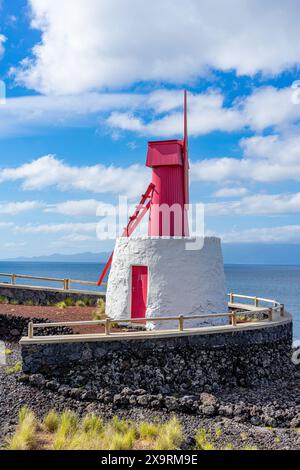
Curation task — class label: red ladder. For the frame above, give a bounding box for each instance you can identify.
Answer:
[97,183,155,286]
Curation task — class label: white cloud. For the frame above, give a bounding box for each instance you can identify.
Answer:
[0,34,6,59]
[0,85,299,140]
[192,129,300,184]
[0,155,148,197]
[13,0,300,95]
[213,187,249,198]
[207,192,300,216]
[242,86,300,131]
[45,199,113,217]
[106,86,300,138]
[220,225,300,243]
[107,90,244,137]
[241,133,300,164]
[0,201,43,215]
[0,92,145,137]
[16,222,97,234]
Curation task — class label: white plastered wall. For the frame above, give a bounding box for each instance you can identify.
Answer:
[106,237,227,330]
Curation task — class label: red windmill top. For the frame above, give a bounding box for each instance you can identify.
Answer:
[98,91,190,286]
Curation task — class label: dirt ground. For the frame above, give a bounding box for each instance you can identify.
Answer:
[0,304,128,334]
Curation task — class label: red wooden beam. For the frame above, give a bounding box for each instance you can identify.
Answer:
[97,183,155,286]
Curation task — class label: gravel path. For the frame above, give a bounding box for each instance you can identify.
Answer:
[0,342,299,450]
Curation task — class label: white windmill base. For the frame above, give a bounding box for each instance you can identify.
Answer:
[106,236,228,330]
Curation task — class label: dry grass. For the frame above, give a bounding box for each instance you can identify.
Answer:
[6,361,22,375]
[194,426,258,451]
[43,410,60,433]
[6,407,37,450]
[4,409,183,451]
[92,298,106,320]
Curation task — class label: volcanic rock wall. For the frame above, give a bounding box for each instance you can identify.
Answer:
[21,320,293,393]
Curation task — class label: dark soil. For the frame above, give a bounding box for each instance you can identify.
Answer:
[0,342,299,450]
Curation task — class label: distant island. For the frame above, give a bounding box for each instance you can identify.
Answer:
[0,252,110,263]
[1,243,300,265]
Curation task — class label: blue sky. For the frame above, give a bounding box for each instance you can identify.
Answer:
[0,0,300,259]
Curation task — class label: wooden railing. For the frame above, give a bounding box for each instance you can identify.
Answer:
[26,294,285,340]
[0,272,106,291]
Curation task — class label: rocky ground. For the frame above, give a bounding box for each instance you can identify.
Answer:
[1,342,299,450]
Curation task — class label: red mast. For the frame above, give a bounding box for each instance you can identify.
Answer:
[146,90,189,236]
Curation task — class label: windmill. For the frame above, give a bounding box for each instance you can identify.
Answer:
[100,90,227,328]
[98,90,190,286]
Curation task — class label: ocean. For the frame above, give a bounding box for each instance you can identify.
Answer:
[0,262,299,340]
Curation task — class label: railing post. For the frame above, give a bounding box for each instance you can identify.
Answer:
[229,293,234,304]
[254,297,259,307]
[280,304,284,317]
[28,322,34,339]
[11,274,16,285]
[231,312,237,326]
[178,315,184,332]
[64,279,70,290]
[105,318,111,336]
[268,308,273,321]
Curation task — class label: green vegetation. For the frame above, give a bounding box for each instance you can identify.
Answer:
[55,301,67,309]
[4,409,183,451]
[194,427,258,451]
[43,410,60,433]
[0,296,9,304]
[4,409,263,451]
[195,428,215,450]
[6,361,22,374]
[92,298,106,320]
[7,407,37,450]
[0,348,12,355]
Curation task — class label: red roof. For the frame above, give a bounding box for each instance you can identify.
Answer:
[146,140,184,167]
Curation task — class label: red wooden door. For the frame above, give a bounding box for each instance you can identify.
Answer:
[131,266,148,320]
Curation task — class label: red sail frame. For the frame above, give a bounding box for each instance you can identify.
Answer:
[97,183,155,286]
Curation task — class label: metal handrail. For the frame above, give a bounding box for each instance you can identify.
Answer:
[26,294,284,339]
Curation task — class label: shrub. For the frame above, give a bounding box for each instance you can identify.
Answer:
[19,406,33,424]
[64,298,75,307]
[109,430,136,450]
[3,410,185,451]
[139,422,160,440]
[56,301,67,309]
[111,416,132,434]
[44,410,60,433]
[7,408,37,450]
[75,300,86,307]
[195,428,207,449]
[24,300,34,306]
[6,361,22,374]
[83,413,103,435]
[52,410,78,450]
[0,348,12,356]
[58,410,78,436]
[92,298,106,320]
[223,443,234,450]
[154,417,183,450]
[0,296,9,304]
